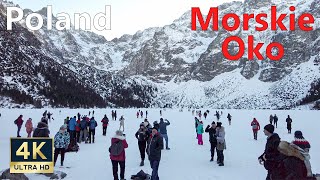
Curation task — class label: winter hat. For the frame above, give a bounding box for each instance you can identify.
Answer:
[116,130,123,136]
[152,127,158,131]
[294,131,304,139]
[216,122,222,127]
[28,118,32,121]
[264,124,274,133]
[211,121,215,125]
[60,124,67,130]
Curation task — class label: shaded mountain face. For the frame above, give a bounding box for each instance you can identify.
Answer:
[0,0,319,109]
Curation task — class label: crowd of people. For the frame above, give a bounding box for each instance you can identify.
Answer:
[10,109,319,180]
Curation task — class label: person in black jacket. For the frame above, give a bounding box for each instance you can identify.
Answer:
[273,114,278,128]
[205,121,217,162]
[33,122,50,137]
[258,124,285,180]
[147,127,163,180]
[135,123,150,166]
[286,115,293,134]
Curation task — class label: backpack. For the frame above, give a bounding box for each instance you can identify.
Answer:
[90,120,97,129]
[109,140,124,156]
[14,119,17,124]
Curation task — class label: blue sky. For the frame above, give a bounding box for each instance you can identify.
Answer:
[13,0,239,40]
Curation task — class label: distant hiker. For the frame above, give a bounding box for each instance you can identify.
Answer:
[196,121,204,145]
[92,110,95,116]
[14,115,24,137]
[89,111,91,116]
[77,113,81,121]
[203,112,208,119]
[47,112,52,122]
[101,115,109,136]
[286,115,293,134]
[140,111,144,118]
[80,117,89,143]
[147,127,163,180]
[206,110,210,114]
[135,123,150,166]
[112,110,115,121]
[68,116,77,142]
[216,122,225,166]
[198,111,202,119]
[205,121,217,161]
[114,110,117,121]
[194,117,200,138]
[119,116,125,132]
[41,116,49,125]
[136,111,140,118]
[160,110,162,116]
[25,118,33,137]
[227,113,232,125]
[146,110,148,118]
[89,117,97,143]
[269,114,274,125]
[109,130,128,180]
[33,122,50,137]
[76,118,81,143]
[54,125,70,167]
[273,114,278,128]
[159,118,171,150]
[215,111,220,121]
[43,110,47,117]
[251,118,260,140]
[258,124,283,179]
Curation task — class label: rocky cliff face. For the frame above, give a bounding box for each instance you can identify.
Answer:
[0,0,319,109]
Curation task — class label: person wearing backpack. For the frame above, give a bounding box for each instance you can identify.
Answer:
[216,122,226,166]
[227,113,232,125]
[14,115,24,137]
[135,123,150,166]
[251,118,260,140]
[68,116,77,142]
[196,121,204,145]
[147,127,163,180]
[80,117,89,143]
[109,130,128,180]
[269,114,274,125]
[101,115,109,136]
[25,118,33,137]
[89,117,97,143]
[258,124,284,180]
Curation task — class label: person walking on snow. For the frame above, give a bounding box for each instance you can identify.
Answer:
[136,111,140,118]
[140,111,144,118]
[215,111,220,121]
[25,118,33,137]
[89,117,97,143]
[54,125,70,167]
[119,116,125,132]
[269,114,274,125]
[227,113,232,125]
[205,121,217,161]
[251,118,260,140]
[109,130,128,180]
[101,115,109,136]
[216,122,226,166]
[135,123,150,166]
[159,118,170,150]
[68,116,77,142]
[114,110,117,121]
[286,115,293,134]
[80,117,89,143]
[204,112,208,119]
[14,115,24,137]
[273,114,278,128]
[197,121,204,145]
[147,127,163,180]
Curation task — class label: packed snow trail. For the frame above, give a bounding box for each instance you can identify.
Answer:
[1,109,319,179]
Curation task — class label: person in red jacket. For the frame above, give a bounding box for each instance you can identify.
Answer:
[101,115,109,136]
[75,118,81,143]
[251,118,260,140]
[14,115,24,137]
[110,130,128,180]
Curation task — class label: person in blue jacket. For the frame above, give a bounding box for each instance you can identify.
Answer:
[68,116,77,142]
[89,117,97,143]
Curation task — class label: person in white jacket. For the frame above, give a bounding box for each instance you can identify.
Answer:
[119,116,125,132]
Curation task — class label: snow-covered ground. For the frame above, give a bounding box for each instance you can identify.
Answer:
[0,109,319,179]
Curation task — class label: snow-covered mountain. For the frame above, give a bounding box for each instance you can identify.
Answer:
[0,0,319,109]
